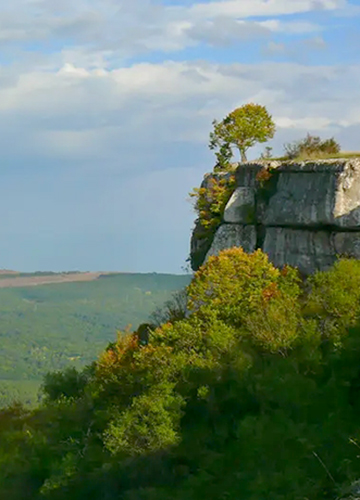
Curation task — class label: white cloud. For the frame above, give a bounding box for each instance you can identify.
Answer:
[263,35,327,59]
[0,0,350,60]
[0,59,359,172]
[260,19,320,34]
[190,0,346,18]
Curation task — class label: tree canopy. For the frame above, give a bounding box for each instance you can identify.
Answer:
[2,250,360,499]
[209,103,276,166]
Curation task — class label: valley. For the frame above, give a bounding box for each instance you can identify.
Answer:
[0,271,190,406]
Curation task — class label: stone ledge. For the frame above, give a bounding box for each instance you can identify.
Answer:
[205,224,256,263]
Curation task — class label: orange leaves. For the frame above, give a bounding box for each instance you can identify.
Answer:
[262,282,280,302]
[256,167,273,184]
[97,332,139,375]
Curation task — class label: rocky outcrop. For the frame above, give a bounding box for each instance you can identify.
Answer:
[190,171,236,271]
[190,158,360,274]
[206,224,256,259]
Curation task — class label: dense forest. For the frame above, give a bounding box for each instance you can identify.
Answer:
[2,248,360,499]
[0,273,190,406]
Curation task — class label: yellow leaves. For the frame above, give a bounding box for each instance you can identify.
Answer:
[189,175,236,233]
[188,247,280,306]
[96,332,139,377]
[190,174,237,269]
[186,247,302,354]
[304,259,360,344]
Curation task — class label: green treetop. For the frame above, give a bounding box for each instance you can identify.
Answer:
[209,103,276,166]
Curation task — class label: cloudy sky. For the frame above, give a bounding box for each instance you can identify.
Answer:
[0,0,359,273]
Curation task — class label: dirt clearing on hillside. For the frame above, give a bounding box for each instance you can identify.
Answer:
[0,272,109,288]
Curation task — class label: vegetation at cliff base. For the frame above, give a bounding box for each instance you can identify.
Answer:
[2,248,360,499]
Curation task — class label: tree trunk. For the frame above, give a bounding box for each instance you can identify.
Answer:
[240,149,247,163]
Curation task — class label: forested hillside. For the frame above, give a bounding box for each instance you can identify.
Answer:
[0,273,190,406]
[2,249,360,499]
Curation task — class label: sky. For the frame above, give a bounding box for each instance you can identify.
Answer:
[0,0,360,273]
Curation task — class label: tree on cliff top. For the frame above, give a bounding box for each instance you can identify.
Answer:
[209,103,276,166]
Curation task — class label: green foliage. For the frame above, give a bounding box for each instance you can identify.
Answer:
[188,248,302,353]
[189,174,236,270]
[3,252,360,499]
[42,367,90,402]
[190,176,236,234]
[284,133,341,160]
[304,259,360,345]
[104,386,184,456]
[260,145,273,159]
[212,143,234,173]
[209,103,276,164]
[0,273,190,406]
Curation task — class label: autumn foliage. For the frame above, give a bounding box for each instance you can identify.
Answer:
[2,250,360,499]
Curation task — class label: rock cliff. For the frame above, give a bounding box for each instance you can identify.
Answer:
[190,158,360,275]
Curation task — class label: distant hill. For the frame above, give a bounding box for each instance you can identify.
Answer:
[0,272,191,406]
[0,270,118,287]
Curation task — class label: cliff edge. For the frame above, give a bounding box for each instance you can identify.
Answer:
[190,158,360,274]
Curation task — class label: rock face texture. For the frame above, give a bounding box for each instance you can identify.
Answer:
[190,159,360,274]
[206,224,256,259]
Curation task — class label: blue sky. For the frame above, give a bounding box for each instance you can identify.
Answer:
[0,0,360,273]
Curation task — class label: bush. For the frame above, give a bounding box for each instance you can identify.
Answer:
[190,175,236,235]
[189,174,236,270]
[284,133,340,159]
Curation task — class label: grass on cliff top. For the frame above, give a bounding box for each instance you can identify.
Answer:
[266,151,360,162]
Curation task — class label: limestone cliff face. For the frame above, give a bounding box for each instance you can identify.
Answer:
[190,159,360,275]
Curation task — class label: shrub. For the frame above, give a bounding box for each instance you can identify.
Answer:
[189,174,236,270]
[284,133,340,159]
[104,386,184,456]
[190,175,236,235]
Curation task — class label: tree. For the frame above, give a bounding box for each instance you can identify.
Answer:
[260,146,273,160]
[209,103,276,164]
[150,289,188,327]
[187,247,302,353]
